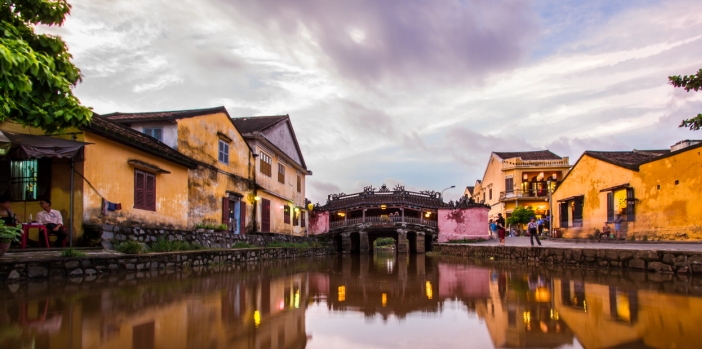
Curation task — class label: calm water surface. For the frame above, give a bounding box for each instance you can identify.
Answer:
[1,252,701,349]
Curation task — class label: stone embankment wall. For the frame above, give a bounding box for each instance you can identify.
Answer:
[435,244,702,274]
[91,224,316,250]
[1,247,333,283]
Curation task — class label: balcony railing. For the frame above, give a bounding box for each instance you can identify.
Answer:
[329,216,438,229]
[499,189,549,201]
[501,158,570,170]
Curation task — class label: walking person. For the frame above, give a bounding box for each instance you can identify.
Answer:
[613,215,624,240]
[496,213,506,246]
[527,217,542,247]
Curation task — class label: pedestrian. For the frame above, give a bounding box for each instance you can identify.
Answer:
[489,219,497,238]
[527,217,542,247]
[613,215,624,240]
[537,218,544,236]
[496,213,506,246]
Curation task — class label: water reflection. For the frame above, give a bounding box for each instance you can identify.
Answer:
[1,254,701,348]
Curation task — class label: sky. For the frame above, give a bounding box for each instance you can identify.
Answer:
[37,0,702,203]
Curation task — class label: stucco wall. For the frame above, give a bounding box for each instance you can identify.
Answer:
[254,143,306,208]
[437,207,489,242]
[552,155,635,239]
[256,192,306,236]
[308,211,330,235]
[263,121,303,166]
[128,122,179,149]
[630,146,702,239]
[82,133,190,229]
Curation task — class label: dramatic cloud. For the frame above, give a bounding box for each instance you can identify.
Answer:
[38,0,702,202]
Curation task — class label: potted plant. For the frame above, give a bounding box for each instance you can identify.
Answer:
[0,221,22,257]
[195,223,206,233]
[214,224,228,233]
[205,224,215,233]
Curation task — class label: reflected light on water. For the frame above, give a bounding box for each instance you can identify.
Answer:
[338,286,346,302]
[253,310,261,328]
[425,281,433,300]
[382,293,387,307]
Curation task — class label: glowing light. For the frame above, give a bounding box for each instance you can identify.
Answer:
[337,212,345,217]
[254,196,261,201]
[382,293,387,307]
[279,300,285,310]
[254,310,261,327]
[294,290,300,309]
[523,311,531,326]
[425,212,431,217]
[295,207,300,212]
[380,204,387,210]
[534,287,551,302]
[338,286,346,302]
[425,281,433,300]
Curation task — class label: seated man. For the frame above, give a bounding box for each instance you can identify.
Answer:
[37,200,67,247]
[601,222,611,241]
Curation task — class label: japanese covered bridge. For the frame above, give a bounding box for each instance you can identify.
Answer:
[308,184,489,254]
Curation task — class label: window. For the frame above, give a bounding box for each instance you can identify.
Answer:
[143,128,163,142]
[1,159,51,201]
[505,178,514,192]
[218,140,229,165]
[283,205,290,224]
[278,163,285,184]
[134,169,156,211]
[293,209,299,226]
[297,175,302,193]
[301,212,306,228]
[608,188,635,222]
[489,188,492,200]
[260,152,272,177]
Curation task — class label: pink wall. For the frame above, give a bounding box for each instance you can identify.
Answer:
[308,211,330,235]
[437,207,489,242]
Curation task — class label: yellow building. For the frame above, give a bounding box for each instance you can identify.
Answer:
[232,115,312,236]
[553,141,702,239]
[104,107,256,234]
[470,151,571,219]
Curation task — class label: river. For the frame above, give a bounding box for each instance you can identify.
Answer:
[1,252,700,349]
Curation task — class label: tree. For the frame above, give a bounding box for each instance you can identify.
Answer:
[506,206,535,235]
[669,68,702,131]
[0,0,92,133]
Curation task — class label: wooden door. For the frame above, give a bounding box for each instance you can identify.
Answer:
[261,198,271,232]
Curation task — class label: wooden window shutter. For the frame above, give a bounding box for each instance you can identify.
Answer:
[284,206,290,224]
[145,173,156,210]
[239,202,246,233]
[222,197,230,224]
[301,212,306,227]
[559,202,568,228]
[607,192,614,222]
[297,175,301,193]
[626,188,635,222]
[134,171,146,208]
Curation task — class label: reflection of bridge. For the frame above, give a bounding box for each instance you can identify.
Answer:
[309,184,489,253]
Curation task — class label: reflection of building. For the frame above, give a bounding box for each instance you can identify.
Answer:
[471,272,574,348]
[323,254,441,320]
[554,279,702,349]
[0,271,311,349]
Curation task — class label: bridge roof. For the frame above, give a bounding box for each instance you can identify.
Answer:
[318,184,489,211]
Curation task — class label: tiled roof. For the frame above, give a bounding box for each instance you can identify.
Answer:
[103,106,228,123]
[322,192,449,211]
[493,150,562,161]
[85,115,198,169]
[584,150,664,171]
[465,186,475,196]
[231,115,288,134]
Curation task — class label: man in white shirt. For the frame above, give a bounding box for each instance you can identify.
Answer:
[37,200,66,247]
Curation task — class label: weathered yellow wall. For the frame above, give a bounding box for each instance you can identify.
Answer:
[82,133,190,229]
[631,147,702,239]
[257,192,306,235]
[552,155,634,238]
[176,112,255,229]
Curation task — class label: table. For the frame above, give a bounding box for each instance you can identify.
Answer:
[21,223,49,249]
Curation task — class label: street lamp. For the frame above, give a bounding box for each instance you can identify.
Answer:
[441,185,456,201]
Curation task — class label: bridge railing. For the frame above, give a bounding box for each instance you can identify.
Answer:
[329,216,437,229]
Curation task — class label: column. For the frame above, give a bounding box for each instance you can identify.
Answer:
[362,209,366,223]
[396,229,408,254]
[416,233,426,254]
[359,230,370,254]
[341,233,351,254]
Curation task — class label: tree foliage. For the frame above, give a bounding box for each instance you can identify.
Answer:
[506,206,535,226]
[0,0,91,133]
[669,68,702,131]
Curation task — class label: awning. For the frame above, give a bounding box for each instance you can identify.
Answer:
[0,131,90,159]
[557,195,584,203]
[599,183,629,192]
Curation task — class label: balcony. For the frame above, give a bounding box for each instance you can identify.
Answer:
[501,158,570,170]
[499,189,549,202]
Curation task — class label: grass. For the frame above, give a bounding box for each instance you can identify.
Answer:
[266,242,311,248]
[149,239,204,252]
[114,240,146,254]
[232,242,256,249]
[446,238,487,244]
[60,248,87,258]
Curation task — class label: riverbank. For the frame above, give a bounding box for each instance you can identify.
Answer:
[0,246,333,283]
[435,239,702,274]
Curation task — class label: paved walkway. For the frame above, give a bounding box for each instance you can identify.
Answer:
[0,249,122,262]
[457,236,702,252]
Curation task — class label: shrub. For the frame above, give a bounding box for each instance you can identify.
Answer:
[115,240,146,254]
[60,248,86,258]
[0,221,22,243]
[149,238,204,252]
[374,237,395,247]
